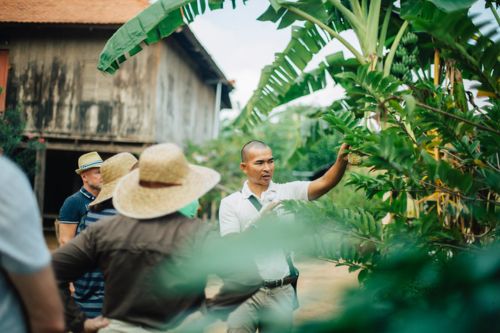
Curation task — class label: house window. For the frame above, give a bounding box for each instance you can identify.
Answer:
[0,49,8,113]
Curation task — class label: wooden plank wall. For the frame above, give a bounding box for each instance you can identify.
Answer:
[3,28,219,146]
[155,39,217,145]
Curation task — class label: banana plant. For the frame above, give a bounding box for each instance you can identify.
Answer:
[98,0,499,265]
[97,0,420,126]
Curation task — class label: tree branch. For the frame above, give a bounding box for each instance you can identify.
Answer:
[421,180,500,206]
[414,100,500,135]
[383,97,500,136]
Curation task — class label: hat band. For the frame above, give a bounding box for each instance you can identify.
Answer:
[80,160,103,169]
[139,180,182,188]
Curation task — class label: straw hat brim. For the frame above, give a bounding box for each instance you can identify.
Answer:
[89,177,120,208]
[113,164,220,219]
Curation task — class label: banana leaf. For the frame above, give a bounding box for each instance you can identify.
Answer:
[97,0,230,74]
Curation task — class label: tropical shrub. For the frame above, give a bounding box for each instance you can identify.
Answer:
[0,105,45,178]
[98,0,499,330]
[186,105,376,219]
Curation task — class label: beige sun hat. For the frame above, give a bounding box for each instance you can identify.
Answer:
[75,151,103,174]
[89,152,138,208]
[113,143,220,219]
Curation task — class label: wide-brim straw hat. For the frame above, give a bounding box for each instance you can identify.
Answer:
[75,151,103,174]
[113,143,220,219]
[89,152,138,208]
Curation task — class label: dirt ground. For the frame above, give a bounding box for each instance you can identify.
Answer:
[293,258,358,323]
[203,258,358,332]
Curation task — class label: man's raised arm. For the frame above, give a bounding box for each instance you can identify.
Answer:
[307,143,350,201]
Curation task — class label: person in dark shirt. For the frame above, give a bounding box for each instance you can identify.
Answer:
[52,143,220,332]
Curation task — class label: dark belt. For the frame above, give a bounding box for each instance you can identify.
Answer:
[263,275,295,289]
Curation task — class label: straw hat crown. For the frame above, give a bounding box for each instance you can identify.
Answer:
[102,152,137,184]
[89,152,137,208]
[113,143,220,219]
[139,144,188,185]
[76,151,103,174]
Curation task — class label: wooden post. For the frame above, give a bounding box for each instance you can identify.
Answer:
[0,49,9,113]
[433,49,440,87]
[34,148,46,217]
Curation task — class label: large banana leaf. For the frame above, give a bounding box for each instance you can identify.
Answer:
[234,1,359,128]
[235,51,358,130]
[233,21,331,129]
[98,0,360,128]
[97,0,237,74]
[427,0,479,12]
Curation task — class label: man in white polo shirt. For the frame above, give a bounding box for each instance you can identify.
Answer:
[219,140,349,333]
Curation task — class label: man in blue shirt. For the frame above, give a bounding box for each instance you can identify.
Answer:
[58,151,103,246]
[72,152,137,320]
[57,151,103,321]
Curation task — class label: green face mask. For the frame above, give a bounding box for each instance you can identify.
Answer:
[178,199,200,218]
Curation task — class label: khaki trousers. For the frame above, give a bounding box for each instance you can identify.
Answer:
[97,311,211,333]
[98,320,169,333]
[227,284,295,333]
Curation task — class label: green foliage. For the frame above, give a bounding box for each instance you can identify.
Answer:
[0,107,45,178]
[391,31,420,82]
[321,62,500,245]
[427,0,479,12]
[186,105,375,218]
[401,0,500,96]
[98,0,245,73]
[100,0,500,330]
[296,241,500,333]
[183,1,500,297]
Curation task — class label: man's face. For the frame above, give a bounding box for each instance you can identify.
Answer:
[240,147,275,187]
[81,167,102,192]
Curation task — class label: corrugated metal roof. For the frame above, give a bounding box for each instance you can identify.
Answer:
[0,0,150,24]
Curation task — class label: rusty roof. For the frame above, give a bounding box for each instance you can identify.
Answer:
[0,0,150,25]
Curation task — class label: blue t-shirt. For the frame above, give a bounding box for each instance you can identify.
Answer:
[59,187,101,317]
[58,187,96,225]
[0,157,51,333]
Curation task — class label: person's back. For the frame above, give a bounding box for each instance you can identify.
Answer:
[53,212,210,330]
[100,213,209,328]
[0,156,64,333]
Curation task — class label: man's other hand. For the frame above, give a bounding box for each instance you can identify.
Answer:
[84,316,109,333]
[260,201,281,217]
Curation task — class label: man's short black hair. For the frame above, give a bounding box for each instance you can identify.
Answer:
[241,140,270,162]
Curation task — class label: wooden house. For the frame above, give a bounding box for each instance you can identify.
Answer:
[0,0,233,227]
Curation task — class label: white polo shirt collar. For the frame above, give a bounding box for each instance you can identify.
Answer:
[241,180,278,201]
